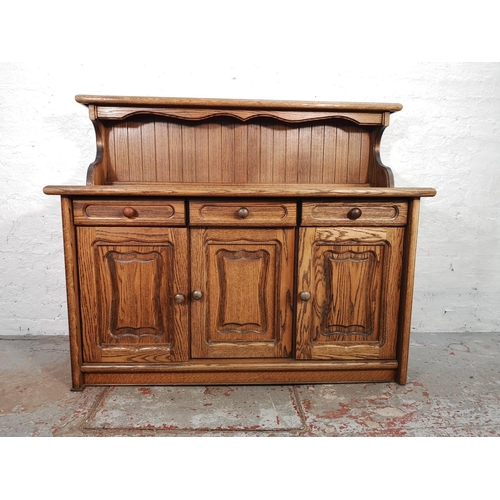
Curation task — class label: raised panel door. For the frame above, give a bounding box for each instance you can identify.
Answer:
[296,227,404,360]
[77,227,189,363]
[190,228,294,358]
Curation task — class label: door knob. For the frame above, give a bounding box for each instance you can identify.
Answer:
[174,293,185,304]
[300,291,311,301]
[192,290,203,300]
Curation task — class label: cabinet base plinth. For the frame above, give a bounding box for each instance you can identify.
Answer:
[77,360,399,389]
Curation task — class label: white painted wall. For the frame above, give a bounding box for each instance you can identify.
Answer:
[1,60,499,335]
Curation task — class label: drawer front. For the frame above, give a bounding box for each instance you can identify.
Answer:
[73,199,186,226]
[302,201,408,226]
[189,201,297,226]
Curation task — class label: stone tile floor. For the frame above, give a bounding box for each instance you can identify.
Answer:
[0,332,499,437]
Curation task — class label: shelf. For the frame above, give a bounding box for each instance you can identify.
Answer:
[44,183,437,198]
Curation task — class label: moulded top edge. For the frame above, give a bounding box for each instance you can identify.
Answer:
[43,184,436,198]
[75,95,403,113]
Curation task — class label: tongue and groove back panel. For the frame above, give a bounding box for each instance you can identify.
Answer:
[102,117,376,185]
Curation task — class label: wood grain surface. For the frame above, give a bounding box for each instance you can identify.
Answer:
[45,96,436,388]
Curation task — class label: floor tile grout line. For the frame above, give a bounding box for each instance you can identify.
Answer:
[81,386,113,431]
[291,385,311,436]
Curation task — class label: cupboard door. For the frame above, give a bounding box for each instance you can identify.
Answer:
[77,227,189,363]
[191,228,294,358]
[296,227,404,360]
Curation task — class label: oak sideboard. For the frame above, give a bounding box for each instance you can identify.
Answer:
[44,95,436,390]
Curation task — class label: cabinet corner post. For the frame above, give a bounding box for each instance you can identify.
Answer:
[396,198,421,384]
[61,196,84,390]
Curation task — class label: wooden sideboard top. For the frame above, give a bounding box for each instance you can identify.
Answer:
[43,183,436,198]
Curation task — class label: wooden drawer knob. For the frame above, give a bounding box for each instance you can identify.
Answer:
[347,207,362,220]
[237,207,249,219]
[123,207,138,218]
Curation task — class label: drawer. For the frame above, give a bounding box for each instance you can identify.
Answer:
[301,200,408,226]
[73,198,186,226]
[189,201,297,226]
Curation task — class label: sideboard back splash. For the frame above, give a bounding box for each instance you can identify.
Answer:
[88,99,395,187]
[101,116,380,185]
